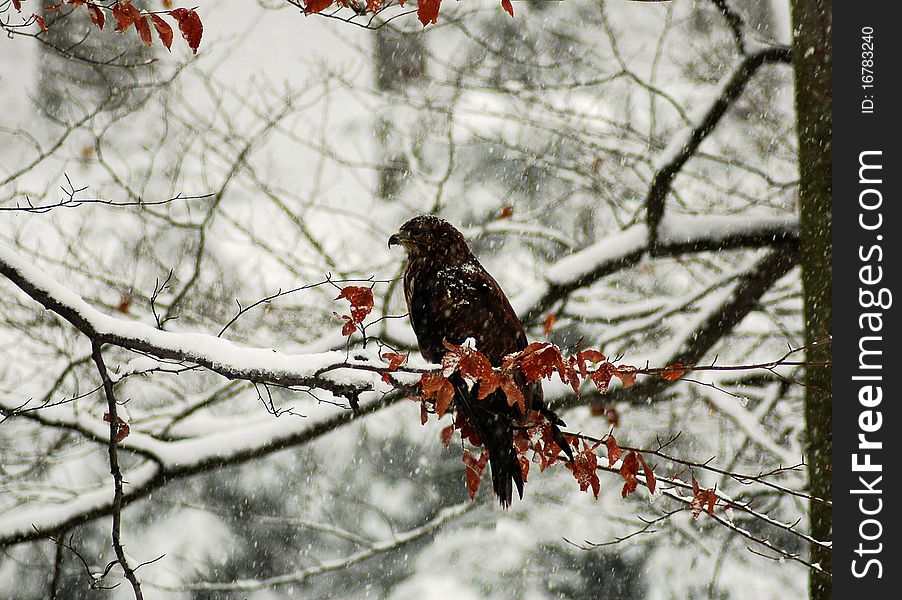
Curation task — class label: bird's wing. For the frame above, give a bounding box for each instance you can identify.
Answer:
[408,261,527,364]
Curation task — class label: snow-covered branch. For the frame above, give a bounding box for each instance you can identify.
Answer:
[517,215,798,325]
[0,244,418,403]
[0,239,800,549]
[555,246,798,408]
[0,392,400,546]
[644,46,792,243]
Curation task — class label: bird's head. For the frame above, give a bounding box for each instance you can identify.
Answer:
[389,215,472,261]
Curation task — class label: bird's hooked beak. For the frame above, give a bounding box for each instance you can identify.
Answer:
[388,231,409,249]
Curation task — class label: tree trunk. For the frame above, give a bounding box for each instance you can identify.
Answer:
[373,25,426,201]
[790,1,832,598]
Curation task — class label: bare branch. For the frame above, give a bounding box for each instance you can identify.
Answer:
[91,343,144,599]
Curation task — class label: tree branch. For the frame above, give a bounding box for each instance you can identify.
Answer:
[91,343,144,599]
[644,47,792,244]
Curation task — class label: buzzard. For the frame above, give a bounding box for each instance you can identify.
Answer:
[389,215,573,507]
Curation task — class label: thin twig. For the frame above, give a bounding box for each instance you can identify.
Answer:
[91,343,144,600]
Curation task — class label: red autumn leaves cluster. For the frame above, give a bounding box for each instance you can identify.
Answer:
[18,1,202,54]
[446,415,574,500]
[330,286,708,509]
[415,339,641,407]
[415,338,663,503]
[562,435,658,501]
[334,285,375,336]
[421,340,529,416]
[300,0,514,27]
[610,437,655,498]
[690,473,719,519]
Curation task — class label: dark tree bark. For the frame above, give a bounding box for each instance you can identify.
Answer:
[790,1,832,598]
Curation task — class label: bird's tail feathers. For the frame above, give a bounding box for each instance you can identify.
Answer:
[487,443,523,509]
[453,381,523,508]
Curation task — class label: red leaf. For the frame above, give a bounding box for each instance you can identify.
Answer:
[619,451,640,498]
[135,15,153,46]
[417,0,441,26]
[440,424,453,447]
[605,434,622,464]
[170,8,203,54]
[380,351,407,382]
[12,0,22,12]
[458,421,481,447]
[589,362,617,393]
[706,490,717,516]
[690,494,703,518]
[112,1,140,32]
[542,313,555,337]
[457,345,495,388]
[102,413,130,443]
[637,453,656,495]
[86,3,105,30]
[435,382,454,417]
[420,372,454,418]
[340,319,356,336]
[303,0,333,14]
[661,363,687,381]
[533,421,567,470]
[566,442,600,498]
[576,349,606,378]
[615,365,637,388]
[420,372,445,396]
[514,427,530,452]
[149,14,173,50]
[688,474,717,518]
[366,0,382,11]
[116,421,130,442]
[335,286,374,325]
[46,2,63,11]
[116,297,132,313]
[381,352,408,371]
[33,14,47,33]
[420,401,429,425]
[501,0,513,18]
[518,342,563,384]
[476,373,501,399]
[441,341,501,400]
[498,204,514,219]
[518,453,530,482]
[590,404,621,426]
[463,449,489,499]
[500,377,526,414]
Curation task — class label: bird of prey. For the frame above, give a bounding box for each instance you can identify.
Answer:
[389,215,573,507]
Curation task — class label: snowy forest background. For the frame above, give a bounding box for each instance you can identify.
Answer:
[0,1,832,599]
